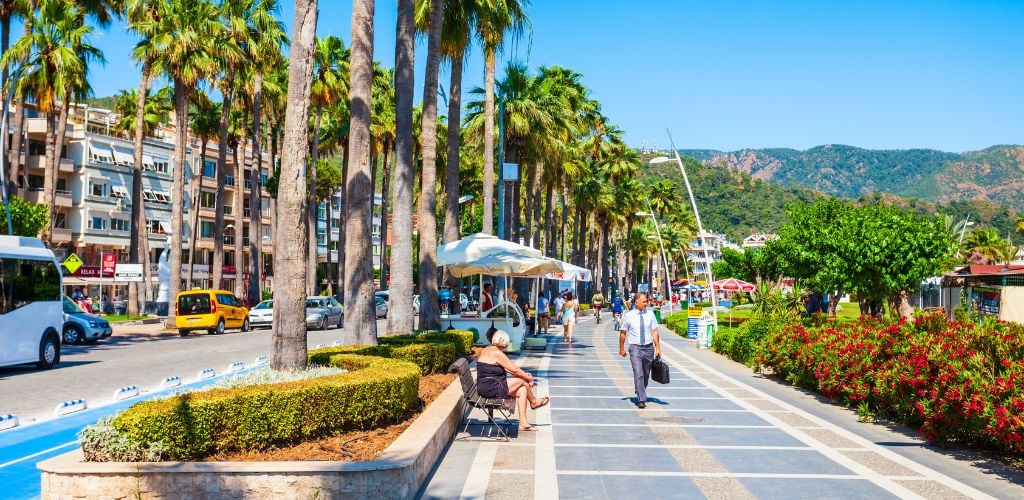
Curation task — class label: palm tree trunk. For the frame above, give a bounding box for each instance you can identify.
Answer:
[481,51,496,234]
[378,140,392,288]
[40,113,56,245]
[247,70,265,306]
[187,140,207,289]
[213,73,234,290]
[343,0,379,343]
[543,182,556,297]
[531,163,543,251]
[128,68,152,316]
[442,53,464,308]
[417,0,444,331]
[336,142,347,304]
[307,106,321,296]
[272,0,317,370]
[388,0,416,335]
[167,80,190,327]
[600,217,610,296]
[5,14,28,197]
[233,132,245,299]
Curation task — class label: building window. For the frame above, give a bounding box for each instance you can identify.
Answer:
[261,170,268,186]
[263,258,273,277]
[317,202,326,220]
[372,244,381,256]
[148,220,165,234]
[89,216,107,230]
[261,198,270,217]
[316,229,326,246]
[330,218,339,229]
[110,218,130,232]
[223,228,235,245]
[28,175,44,190]
[261,224,271,240]
[153,160,169,173]
[90,181,107,197]
[225,175,235,186]
[243,197,251,218]
[242,224,250,246]
[202,160,216,178]
[200,191,215,209]
[200,220,215,239]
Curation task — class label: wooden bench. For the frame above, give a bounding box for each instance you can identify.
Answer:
[448,358,517,441]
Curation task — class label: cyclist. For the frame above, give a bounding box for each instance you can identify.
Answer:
[610,291,626,329]
[591,291,605,323]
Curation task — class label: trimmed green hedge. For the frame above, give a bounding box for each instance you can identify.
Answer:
[108,355,420,460]
[311,342,457,374]
[384,330,474,357]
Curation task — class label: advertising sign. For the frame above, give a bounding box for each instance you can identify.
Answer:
[72,266,113,278]
[101,253,117,276]
[114,263,144,282]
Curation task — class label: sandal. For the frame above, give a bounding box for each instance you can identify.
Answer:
[530,396,550,410]
[518,425,539,432]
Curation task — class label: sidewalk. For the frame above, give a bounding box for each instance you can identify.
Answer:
[420,315,1003,499]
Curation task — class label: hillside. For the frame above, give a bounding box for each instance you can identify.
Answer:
[643,154,1021,245]
[680,144,1024,207]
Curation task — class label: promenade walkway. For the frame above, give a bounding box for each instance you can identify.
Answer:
[421,314,1011,499]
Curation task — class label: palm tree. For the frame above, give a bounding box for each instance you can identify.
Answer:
[962,227,1018,264]
[387,0,416,335]
[1,0,102,245]
[271,0,316,369]
[415,0,445,330]
[185,97,220,289]
[144,0,220,327]
[370,67,395,294]
[474,0,528,234]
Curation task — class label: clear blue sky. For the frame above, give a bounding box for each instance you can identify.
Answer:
[58,0,1024,152]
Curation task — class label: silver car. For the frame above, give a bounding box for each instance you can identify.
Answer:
[248,300,274,329]
[375,295,389,318]
[62,296,112,344]
[306,296,343,330]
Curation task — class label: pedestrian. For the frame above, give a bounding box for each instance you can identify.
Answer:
[618,292,661,409]
[536,293,550,333]
[561,292,578,342]
[553,293,565,325]
[481,283,494,312]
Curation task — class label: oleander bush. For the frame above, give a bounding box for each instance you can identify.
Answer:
[756,313,1024,454]
[93,355,420,461]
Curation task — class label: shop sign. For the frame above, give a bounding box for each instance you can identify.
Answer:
[101,253,117,275]
[114,263,144,282]
[74,266,114,278]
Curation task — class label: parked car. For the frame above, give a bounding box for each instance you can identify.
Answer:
[375,295,389,318]
[247,300,274,329]
[175,289,250,336]
[62,296,112,344]
[306,296,343,330]
[412,292,470,313]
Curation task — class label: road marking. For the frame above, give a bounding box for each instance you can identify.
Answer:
[494,469,929,480]
[460,442,498,499]
[0,440,77,469]
[534,337,558,499]
[660,341,995,500]
[551,407,754,412]
[552,423,774,428]
[552,395,727,400]
[546,384,711,389]
[553,443,815,450]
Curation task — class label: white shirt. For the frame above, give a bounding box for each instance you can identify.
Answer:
[620,308,658,346]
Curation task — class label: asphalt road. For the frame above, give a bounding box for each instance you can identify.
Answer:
[0,318,390,425]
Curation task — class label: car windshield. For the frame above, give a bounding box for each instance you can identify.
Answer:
[179,293,211,315]
[306,299,324,308]
[63,296,84,314]
[254,301,273,310]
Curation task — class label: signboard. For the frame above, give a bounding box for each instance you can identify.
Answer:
[502,163,519,181]
[101,253,117,276]
[687,306,703,318]
[114,263,144,282]
[63,253,83,274]
[719,299,733,308]
[74,266,114,278]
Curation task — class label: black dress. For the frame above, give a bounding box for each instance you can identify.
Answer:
[477,361,509,398]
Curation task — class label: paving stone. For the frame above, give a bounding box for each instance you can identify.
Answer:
[799,428,864,449]
[839,450,922,477]
[893,479,973,500]
[493,445,536,470]
[687,426,806,447]
[708,448,855,475]
[486,471,536,500]
[554,424,664,445]
[738,477,899,500]
[770,411,823,428]
[556,446,683,472]
[743,398,789,412]
[558,473,702,499]
[692,476,757,499]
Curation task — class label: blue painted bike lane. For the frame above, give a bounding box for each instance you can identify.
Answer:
[0,365,260,499]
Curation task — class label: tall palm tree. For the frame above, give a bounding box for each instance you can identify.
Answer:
[388,0,416,335]
[437,0,474,244]
[144,0,220,327]
[415,0,445,330]
[343,0,378,343]
[271,0,316,369]
[1,0,102,245]
[962,227,1018,265]
[370,67,395,292]
[185,98,220,289]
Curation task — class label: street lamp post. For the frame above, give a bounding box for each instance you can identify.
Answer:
[0,64,40,236]
[636,194,674,315]
[649,128,718,327]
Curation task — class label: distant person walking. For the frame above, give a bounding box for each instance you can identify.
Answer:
[553,293,566,325]
[619,293,661,408]
[536,293,550,333]
[561,292,579,342]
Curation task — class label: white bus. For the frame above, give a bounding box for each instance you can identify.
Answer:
[0,235,63,369]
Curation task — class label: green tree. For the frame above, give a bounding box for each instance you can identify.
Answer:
[962,227,1017,265]
[0,197,48,237]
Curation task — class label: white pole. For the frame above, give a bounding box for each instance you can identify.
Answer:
[666,129,717,327]
[644,194,673,316]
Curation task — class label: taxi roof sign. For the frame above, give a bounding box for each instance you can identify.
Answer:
[63,253,83,274]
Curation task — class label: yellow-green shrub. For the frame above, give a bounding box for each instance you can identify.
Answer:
[109,355,420,460]
[311,342,456,374]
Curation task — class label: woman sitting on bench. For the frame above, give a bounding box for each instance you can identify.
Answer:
[477,330,550,431]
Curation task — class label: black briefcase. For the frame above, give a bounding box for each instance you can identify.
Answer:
[651,356,670,384]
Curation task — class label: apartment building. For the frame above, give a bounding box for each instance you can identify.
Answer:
[10,103,275,299]
[687,231,728,281]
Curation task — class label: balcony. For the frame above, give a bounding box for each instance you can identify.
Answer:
[25,117,72,137]
[55,189,73,207]
[24,155,75,172]
[51,227,72,243]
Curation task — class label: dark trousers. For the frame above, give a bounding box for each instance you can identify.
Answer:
[628,343,655,403]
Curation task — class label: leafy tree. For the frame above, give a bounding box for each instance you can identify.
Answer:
[961,227,1017,265]
[0,197,49,237]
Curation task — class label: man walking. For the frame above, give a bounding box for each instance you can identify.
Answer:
[553,293,566,325]
[536,292,550,334]
[619,292,661,408]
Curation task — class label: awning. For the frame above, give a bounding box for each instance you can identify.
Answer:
[545,260,593,282]
[111,185,129,197]
[446,252,562,278]
[143,188,157,201]
[142,154,155,167]
[89,144,113,162]
[159,220,171,233]
[156,191,171,202]
[112,148,133,165]
[437,233,543,266]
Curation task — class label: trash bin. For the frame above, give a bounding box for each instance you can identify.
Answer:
[653,308,663,324]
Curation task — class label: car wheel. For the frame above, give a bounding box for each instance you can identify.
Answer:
[62,324,83,345]
[179,329,190,337]
[37,332,60,369]
[320,317,328,330]
[242,318,250,332]
[216,318,225,335]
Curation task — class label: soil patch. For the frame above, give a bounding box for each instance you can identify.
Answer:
[204,373,456,462]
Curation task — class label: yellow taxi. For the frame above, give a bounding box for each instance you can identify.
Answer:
[175,289,250,336]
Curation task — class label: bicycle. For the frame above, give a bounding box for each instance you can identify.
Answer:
[612,312,622,330]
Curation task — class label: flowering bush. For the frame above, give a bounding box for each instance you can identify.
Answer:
[756,312,1024,454]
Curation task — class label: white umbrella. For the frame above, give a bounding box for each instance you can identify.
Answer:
[545,260,593,282]
[437,233,543,266]
[446,252,562,278]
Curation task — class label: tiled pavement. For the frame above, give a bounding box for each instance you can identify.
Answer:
[420,315,1004,499]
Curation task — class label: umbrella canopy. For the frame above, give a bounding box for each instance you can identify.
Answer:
[446,252,562,278]
[545,260,593,282]
[437,233,543,266]
[711,278,756,292]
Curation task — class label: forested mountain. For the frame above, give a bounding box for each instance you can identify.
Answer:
[680,144,1024,207]
[84,95,118,110]
[644,153,1022,244]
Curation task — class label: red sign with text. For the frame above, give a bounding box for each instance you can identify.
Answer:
[73,266,114,278]
[101,253,117,275]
